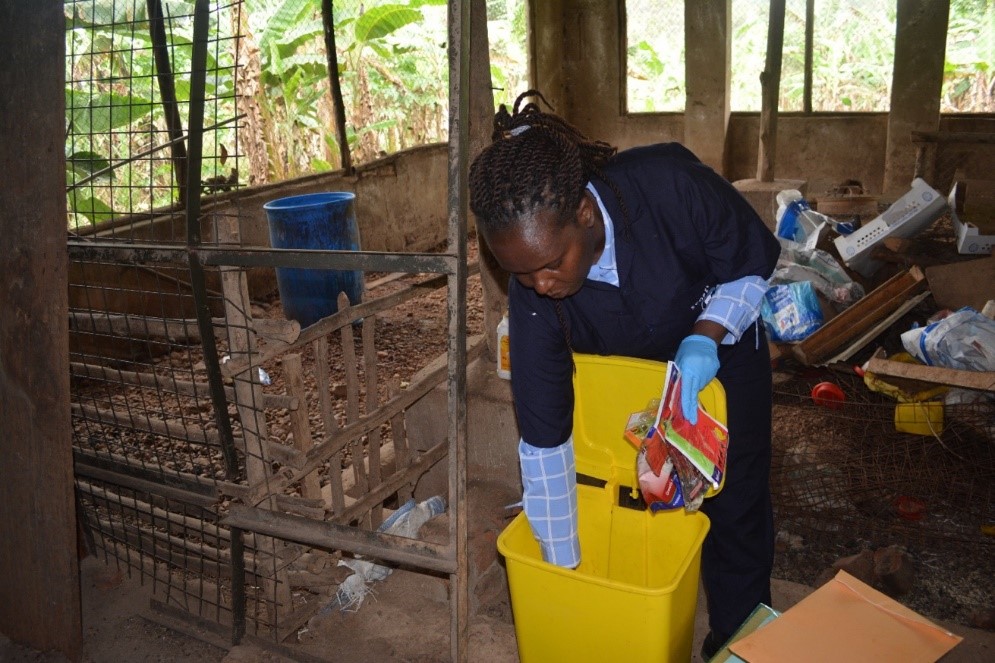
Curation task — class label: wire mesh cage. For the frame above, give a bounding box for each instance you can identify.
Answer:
[65,0,474,647]
[769,366,995,622]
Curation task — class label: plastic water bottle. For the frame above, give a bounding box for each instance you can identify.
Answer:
[496,314,511,380]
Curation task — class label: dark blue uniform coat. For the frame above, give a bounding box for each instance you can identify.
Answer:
[507,142,780,641]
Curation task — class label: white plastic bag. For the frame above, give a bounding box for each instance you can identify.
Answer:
[771,237,865,308]
[900,307,995,371]
[775,190,828,250]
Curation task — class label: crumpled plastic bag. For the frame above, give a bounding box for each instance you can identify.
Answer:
[771,238,865,308]
[900,307,995,372]
[330,496,446,612]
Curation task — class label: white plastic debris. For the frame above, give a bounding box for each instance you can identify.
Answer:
[900,307,995,372]
[220,354,272,385]
[330,496,446,612]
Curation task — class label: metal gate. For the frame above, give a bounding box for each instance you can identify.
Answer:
[66,0,472,655]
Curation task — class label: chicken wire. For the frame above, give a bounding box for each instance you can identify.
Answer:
[66,0,471,648]
[770,368,995,551]
[66,0,286,641]
[913,130,995,196]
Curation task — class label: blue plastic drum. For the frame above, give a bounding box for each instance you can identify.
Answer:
[263,192,363,327]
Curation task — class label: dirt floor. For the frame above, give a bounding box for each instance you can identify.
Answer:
[2,525,994,663]
[17,221,995,660]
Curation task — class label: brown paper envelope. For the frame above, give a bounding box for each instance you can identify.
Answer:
[729,571,962,662]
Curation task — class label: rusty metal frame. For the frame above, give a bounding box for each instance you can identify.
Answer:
[67,0,472,656]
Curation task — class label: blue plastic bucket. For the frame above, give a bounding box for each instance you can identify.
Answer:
[264,192,363,328]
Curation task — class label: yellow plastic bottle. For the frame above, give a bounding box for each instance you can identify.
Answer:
[496,314,511,380]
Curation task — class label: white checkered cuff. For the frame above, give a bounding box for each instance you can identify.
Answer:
[699,275,768,344]
[519,437,581,569]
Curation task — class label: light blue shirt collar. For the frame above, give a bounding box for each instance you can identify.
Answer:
[585,183,619,287]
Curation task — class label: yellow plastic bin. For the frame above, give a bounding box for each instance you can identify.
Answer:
[497,354,727,663]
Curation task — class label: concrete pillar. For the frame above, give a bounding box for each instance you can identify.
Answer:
[685,0,732,174]
[530,0,569,113]
[0,1,81,658]
[883,0,949,197]
[534,0,619,141]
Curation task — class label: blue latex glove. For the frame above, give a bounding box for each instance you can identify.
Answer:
[674,334,720,425]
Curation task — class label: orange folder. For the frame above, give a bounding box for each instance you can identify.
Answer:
[729,571,962,662]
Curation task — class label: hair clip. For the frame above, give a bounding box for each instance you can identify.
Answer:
[508,124,531,137]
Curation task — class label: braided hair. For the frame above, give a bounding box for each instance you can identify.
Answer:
[468,90,618,235]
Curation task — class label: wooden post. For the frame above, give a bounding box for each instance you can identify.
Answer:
[0,2,80,656]
[216,217,292,629]
[338,292,371,529]
[320,0,352,173]
[314,336,346,516]
[282,354,321,500]
[362,315,383,526]
[388,375,413,504]
[757,0,786,182]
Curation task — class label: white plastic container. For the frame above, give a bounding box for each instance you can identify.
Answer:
[496,314,511,379]
[834,178,947,277]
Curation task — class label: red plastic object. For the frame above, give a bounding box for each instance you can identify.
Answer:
[811,381,845,409]
[894,496,926,521]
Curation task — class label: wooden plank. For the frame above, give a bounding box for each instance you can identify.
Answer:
[823,291,931,365]
[70,361,297,409]
[362,314,383,527]
[217,218,270,485]
[283,354,321,500]
[757,0,786,181]
[313,335,345,516]
[72,401,223,447]
[77,479,229,546]
[244,334,486,505]
[339,292,370,530]
[865,349,995,392]
[223,504,456,575]
[365,271,410,290]
[910,130,995,145]
[793,267,927,366]
[68,312,299,345]
[389,375,413,504]
[216,218,291,620]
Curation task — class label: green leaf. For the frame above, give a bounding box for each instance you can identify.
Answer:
[67,151,111,175]
[311,158,334,173]
[356,119,398,135]
[370,42,393,60]
[261,0,315,51]
[278,18,326,57]
[69,192,116,224]
[354,6,422,44]
[66,91,154,133]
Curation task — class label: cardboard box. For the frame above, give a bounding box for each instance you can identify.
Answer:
[948,179,995,255]
[728,571,962,662]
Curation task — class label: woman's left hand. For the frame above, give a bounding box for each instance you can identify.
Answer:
[674,334,719,424]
